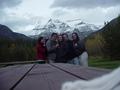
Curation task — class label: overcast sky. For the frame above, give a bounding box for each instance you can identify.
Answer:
[0,0,120,35]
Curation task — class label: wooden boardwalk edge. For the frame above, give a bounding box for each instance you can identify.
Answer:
[50,64,87,80]
[0,63,112,90]
[10,64,37,90]
[0,60,45,66]
[50,63,111,80]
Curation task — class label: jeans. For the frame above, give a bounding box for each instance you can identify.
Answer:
[70,51,88,66]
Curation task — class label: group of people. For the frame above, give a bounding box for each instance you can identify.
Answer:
[36,32,88,67]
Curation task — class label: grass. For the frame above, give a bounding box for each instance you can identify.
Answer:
[89,57,120,69]
[0,57,120,69]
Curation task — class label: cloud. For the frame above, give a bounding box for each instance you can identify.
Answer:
[0,0,38,35]
[0,0,23,29]
[52,8,70,18]
[51,0,120,9]
[0,10,7,18]
[0,0,22,9]
[0,12,43,34]
[51,6,120,26]
[51,0,120,26]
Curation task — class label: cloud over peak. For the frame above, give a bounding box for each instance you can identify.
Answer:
[51,0,120,9]
[0,0,22,9]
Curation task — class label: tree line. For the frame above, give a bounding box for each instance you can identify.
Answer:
[85,15,120,60]
[0,38,36,63]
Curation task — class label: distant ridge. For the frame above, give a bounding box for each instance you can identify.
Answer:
[0,24,32,41]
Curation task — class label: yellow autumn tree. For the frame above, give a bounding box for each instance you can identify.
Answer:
[85,33,105,56]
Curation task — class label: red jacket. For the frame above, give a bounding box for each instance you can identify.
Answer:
[36,43,47,60]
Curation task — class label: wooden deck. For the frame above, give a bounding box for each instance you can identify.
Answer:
[0,63,111,90]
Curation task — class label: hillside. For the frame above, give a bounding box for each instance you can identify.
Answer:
[0,24,35,63]
[0,24,31,41]
[85,16,120,59]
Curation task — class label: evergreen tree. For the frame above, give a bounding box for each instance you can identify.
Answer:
[102,16,120,59]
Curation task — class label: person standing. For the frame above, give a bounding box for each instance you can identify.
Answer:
[55,34,66,63]
[36,37,47,62]
[46,33,58,63]
[62,33,76,63]
[72,32,88,66]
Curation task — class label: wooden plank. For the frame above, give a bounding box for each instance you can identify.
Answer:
[0,65,22,74]
[14,64,80,90]
[0,63,111,90]
[0,60,45,66]
[0,64,34,90]
[51,63,111,80]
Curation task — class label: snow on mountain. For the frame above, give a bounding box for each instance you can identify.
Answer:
[33,19,101,39]
[67,19,100,32]
[43,19,71,33]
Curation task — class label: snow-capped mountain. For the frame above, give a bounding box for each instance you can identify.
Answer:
[33,19,101,39]
[67,20,100,39]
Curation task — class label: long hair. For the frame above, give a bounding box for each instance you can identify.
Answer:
[51,33,58,37]
[72,32,79,42]
[37,37,44,44]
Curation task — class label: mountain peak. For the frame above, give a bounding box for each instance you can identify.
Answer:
[66,19,86,27]
[34,19,101,39]
[43,19,71,33]
[46,19,64,26]
[76,21,86,25]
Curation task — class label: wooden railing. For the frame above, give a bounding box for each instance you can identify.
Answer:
[0,60,45,66]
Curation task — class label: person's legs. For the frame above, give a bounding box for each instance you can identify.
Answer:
[73,57,80,65]
[79,52,88,67]
[67,57,80,65]
[67,59,74,64]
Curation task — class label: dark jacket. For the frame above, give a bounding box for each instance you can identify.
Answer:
[73,40,86,57]
[63,40,76,61]
[55,41,66,63]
